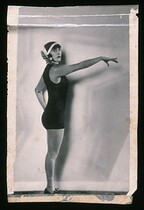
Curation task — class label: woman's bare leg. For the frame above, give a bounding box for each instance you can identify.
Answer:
[45,129,64,193]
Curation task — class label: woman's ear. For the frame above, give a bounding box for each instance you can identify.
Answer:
[48,54,52,60]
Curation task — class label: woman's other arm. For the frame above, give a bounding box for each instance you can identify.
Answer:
[35,76,47,109]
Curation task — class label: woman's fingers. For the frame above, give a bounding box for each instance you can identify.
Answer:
[111,58,118,63]
[103,57,118,67]
[104,60,109,66]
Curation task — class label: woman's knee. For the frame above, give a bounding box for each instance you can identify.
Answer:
[47,151,57,161]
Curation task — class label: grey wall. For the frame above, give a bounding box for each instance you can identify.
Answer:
[14,6,133,192]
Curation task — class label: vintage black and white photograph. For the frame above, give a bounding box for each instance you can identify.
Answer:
[7,5,138,204]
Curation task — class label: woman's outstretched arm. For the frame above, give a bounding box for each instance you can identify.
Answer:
[51,56,118,79]
[35,76,47,109]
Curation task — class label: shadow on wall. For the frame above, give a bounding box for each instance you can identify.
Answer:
[61,50,67,65]
[55,83,74,180]
[55,64,129,183]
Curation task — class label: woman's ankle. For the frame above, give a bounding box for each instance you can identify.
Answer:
[47,186,54,194]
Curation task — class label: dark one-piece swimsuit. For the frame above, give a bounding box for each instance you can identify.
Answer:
[41,64,69,129]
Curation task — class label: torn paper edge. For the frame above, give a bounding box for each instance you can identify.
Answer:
[8,194,132,204]
[7,5,138,204]
[7,5,135,28]
[7,6,19,195]
[127,8,138,197]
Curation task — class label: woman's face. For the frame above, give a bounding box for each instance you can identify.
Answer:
[50,46,62,63]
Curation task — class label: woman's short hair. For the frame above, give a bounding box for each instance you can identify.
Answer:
[41,41,61,63]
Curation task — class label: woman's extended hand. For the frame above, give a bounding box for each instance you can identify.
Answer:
[102,57,118,67]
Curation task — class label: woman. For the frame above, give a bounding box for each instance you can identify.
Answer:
[35,41,118,194]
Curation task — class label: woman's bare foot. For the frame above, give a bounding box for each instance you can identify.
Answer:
[44,187,60,194]
[44,187,54,194]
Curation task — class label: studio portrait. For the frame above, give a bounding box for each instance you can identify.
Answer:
[7,5,138,203]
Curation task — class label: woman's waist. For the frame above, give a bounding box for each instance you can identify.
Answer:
[46,99,66,110]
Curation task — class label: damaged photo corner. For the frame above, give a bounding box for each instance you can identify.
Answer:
[7,4,138,204]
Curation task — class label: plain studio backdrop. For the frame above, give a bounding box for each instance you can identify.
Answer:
[13,6,133,192]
